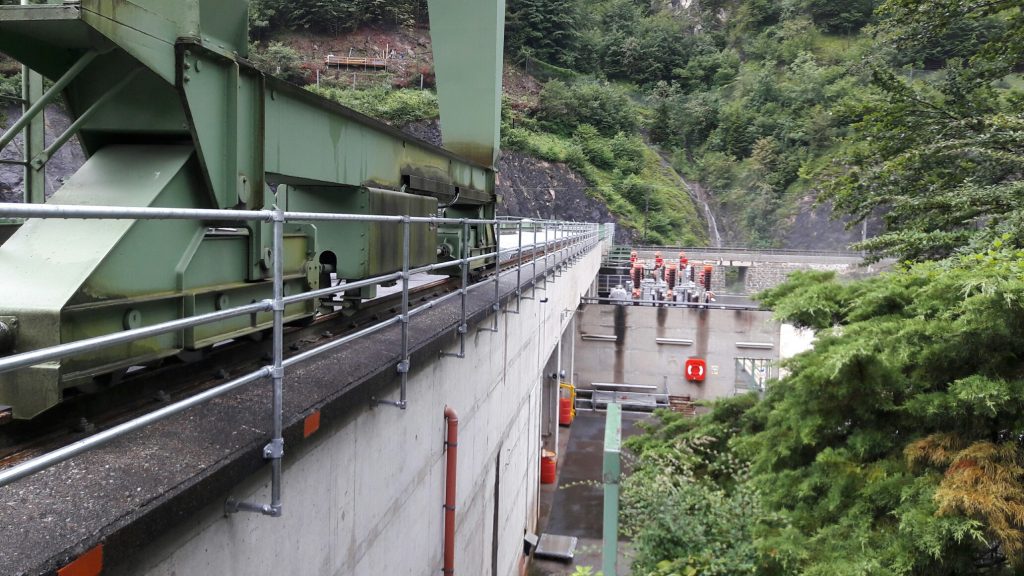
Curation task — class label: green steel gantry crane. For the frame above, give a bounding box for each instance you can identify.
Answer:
[0,0,506,419]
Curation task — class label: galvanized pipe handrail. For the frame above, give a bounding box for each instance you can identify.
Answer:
[0,202,270,222]
[0,367,270,487]
[281,272,403,306]
[0,203,513,228]
[0,204,601,499]
[283,316,403,368]
[0,300,270,375]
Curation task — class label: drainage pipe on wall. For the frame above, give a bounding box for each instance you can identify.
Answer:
[443,405,459,575]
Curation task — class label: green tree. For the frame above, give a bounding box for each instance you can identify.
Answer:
[627,244,1024,574]
[536,80,637,137]
[249,41,307,85]
[506,0,581,67]
[803,0,878,34]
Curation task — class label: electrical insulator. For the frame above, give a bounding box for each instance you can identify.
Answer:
[630,250,638,264]
[697,270,704,288]
[666,264,677,291]
[679,251,688,268]
[631,261,644,298]
[703,264,713,291]
[688,265,695,283]
[654,251,664,269]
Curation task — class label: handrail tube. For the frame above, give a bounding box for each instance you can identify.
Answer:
[0,367,270,488]
[0,300,270,375]
[281,272,403,306]
[282,316,403,368]
[0,203,270,222]
[407,288,465,319]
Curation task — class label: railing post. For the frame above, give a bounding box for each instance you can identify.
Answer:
[399,217,410,404]
[555,222,563,277]
[379,216,411,409]
[479,219,500,332]
[510,221,523,311]
[269,207,285,515]
[225,207,285,517]
[522,221,534,300]
[536,222,544,289]
[602,402,623,576]
[544,223,552,286]
[441,219,469,358]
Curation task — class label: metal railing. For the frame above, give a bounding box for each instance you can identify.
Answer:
[615,245,861,258]
[0,202,601,518]
[603,245,865,269]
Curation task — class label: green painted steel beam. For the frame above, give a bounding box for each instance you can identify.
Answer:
[603,403,622,576]
[427,0,505,168]
[22,66,45,204]
[0,0,505,419]
[0,1,496,206]
[20,0,45,204]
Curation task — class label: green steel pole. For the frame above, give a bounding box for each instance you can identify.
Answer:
[603,402,622,576]
[21,0,45,204]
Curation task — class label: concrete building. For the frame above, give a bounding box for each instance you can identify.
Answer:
[573,305,781,401]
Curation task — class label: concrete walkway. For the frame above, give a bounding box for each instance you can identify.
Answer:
[531,409,650,575]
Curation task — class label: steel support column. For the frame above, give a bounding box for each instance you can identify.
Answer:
[602,402,622,576]
[20,0,45,205]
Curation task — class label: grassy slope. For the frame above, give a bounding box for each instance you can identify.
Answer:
[503,124,706,245]
[265,27,707,245]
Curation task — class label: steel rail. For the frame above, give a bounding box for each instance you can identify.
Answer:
[0,367,270,488]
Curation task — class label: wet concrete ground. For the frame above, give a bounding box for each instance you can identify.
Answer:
[531,408,650,575]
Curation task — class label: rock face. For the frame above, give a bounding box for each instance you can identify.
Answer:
[782,196,885,251]
[0,104,87,203]
[496,153,614,223]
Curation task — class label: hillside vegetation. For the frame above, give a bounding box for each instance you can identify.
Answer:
[246,1,708,245]
[615,1,1024,575]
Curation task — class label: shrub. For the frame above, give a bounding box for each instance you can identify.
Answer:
[249,41,306,85]
[574,124,615,169]
[610,132,646,175]
[308,86,438,125]
[537,80,637,137]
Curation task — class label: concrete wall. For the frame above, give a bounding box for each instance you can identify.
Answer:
[573,304,780,400]
[743,262,852,294]
[106,249,602,576]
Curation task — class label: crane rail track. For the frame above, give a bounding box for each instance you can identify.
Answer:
[0,276,456,468]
